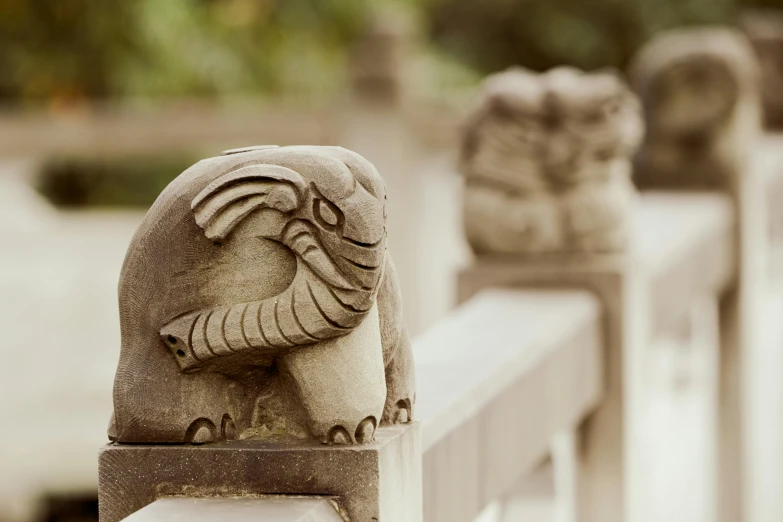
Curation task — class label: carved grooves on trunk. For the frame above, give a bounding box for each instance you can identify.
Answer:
[164,269,373,368]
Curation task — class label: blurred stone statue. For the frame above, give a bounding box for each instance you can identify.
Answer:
[109,145,414,446]
[630,28,761,189]
[741,10,783,129]
[460,66,644,255]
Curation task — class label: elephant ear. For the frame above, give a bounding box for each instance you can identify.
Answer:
[192,164,307,242]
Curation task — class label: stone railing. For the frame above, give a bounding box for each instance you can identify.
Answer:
[101,182,749,522]
[102,140,783,522]
[6,21,783,522]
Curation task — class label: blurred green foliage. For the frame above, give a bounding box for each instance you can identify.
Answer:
[4,0,783,104]
[425,0,745,73]
[0,0,381,103]
[0,1,136,102]
[117,0,371,99]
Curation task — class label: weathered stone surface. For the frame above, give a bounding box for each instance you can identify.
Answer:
[630,27,761,189]
[109,145,414,445]
[460,66,643,255]
[99,424,421,522]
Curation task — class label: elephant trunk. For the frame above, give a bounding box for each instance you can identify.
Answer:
[160,254,385,373]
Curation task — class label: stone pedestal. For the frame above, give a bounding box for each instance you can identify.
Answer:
[99,424,421,522]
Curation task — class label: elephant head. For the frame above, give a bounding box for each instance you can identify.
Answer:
[159,145,389,373]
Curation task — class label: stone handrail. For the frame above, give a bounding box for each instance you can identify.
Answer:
[0,98,462,161]
[417,289,603,522]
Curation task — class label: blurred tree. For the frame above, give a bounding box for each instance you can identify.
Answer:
[424,0,738,73]
[116,0,373,99]
[0,0,137,103]
[6,0,770,104]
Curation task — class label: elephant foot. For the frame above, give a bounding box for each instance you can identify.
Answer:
[355,417,376,443]
[391,399,412,424]
[327,426,352,445]
[183,414,238,444]
[326,416,377,445]
[185,418,218,444]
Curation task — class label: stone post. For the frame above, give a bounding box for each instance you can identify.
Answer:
[457,66,645,522]
[629,27,764,522]
[99,145,421,521]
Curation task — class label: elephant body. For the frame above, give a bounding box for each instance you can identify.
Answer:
[110,146,414,445]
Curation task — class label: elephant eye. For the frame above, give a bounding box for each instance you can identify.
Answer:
[313,198,343,232]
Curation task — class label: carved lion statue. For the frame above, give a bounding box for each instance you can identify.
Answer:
[461,66,643,255]
[629,27,761,189]
[109,145,415,445]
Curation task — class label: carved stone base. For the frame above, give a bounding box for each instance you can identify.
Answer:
[99,424,421,522]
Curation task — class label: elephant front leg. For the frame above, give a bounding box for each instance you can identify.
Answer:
[375,255,415,425]
[279,304,387,444]
[382,328,415,425]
